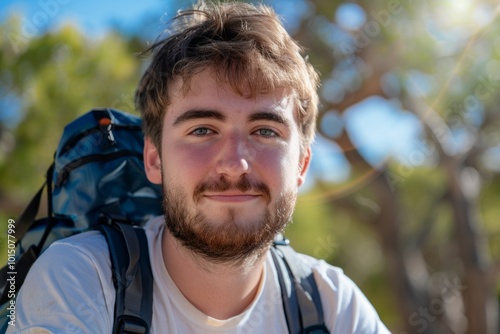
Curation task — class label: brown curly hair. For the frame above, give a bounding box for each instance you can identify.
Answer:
[135,1,320,153]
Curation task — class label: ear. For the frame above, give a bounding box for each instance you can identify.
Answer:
[297,146,311,187]
[144,137,162,184]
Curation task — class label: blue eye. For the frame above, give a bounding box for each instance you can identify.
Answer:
[257,128,277,137]
[192,128,211,136]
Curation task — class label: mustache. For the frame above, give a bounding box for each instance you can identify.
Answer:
[194,176,271,203]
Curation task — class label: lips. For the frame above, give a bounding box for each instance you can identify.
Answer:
[203,193,262,203]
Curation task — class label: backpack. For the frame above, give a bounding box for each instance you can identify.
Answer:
[0,108,329,334]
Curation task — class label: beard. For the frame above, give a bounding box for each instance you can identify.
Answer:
[162,174,297,265]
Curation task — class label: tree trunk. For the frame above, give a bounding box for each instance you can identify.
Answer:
[443,156,498,334]
[334,128,437,333]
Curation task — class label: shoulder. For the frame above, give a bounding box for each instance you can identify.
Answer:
[33,230,111,275]
[27,230,111,278]
[48,230,109,255]
[12,231,115,333]
[295,253,345,280]
[296,253,353,294]
[294,253,361,308]
[294,253,390,334]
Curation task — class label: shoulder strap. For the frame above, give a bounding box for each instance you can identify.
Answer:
[99,223,153,334]
[0,164,55,305]
[271,239,330,334]
[12,163,55,248]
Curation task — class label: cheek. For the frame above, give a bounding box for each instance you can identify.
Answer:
[162,144,211,181]
[281,155,301,187]
[256,148,300,190]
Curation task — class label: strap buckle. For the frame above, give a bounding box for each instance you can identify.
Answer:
[116,315,148,334]
[303,324,330,333]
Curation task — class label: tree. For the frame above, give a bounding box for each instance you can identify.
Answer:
[0,17,146,256]
[285,0,500,333]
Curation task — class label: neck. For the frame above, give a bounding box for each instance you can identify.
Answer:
[162,229,268,319]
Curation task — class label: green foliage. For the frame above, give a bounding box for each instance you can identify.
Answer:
[290,184,392,320]
[480,175,500,264]
[0,18,144,206]
[288,191,344,262]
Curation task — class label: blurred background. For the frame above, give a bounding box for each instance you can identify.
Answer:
[1,0,499,333]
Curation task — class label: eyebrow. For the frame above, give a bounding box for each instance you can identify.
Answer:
[172,108,290,127]
[173,109,226,127]
[247,111,290,127]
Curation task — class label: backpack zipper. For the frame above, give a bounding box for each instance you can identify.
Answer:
[55,150,144,187]
[58,124,142,157]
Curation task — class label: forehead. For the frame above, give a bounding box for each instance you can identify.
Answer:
[166,70,297,120]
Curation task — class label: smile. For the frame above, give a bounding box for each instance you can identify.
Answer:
[203,194,262,203]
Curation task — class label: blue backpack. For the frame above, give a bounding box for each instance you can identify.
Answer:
[0,108,328,334]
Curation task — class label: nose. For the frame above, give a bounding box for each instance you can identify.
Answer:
[215,133,252,178]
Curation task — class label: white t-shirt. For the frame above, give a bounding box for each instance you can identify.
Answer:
[8,217,390,334]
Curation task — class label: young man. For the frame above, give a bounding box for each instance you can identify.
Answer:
[11,1,390,333]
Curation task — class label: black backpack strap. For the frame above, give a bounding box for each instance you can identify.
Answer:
[0,164,56,305]
[14,183,45,242]
[0,245,38,305]
[271,239,329,334]
[99,223,153,334]
[13,163,55,247]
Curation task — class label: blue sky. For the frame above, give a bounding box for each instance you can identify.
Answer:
[0,0,179,40]
[0,0,310,39]
[303,97,423,191]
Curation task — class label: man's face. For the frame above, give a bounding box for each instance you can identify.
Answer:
[144,70,311,263]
